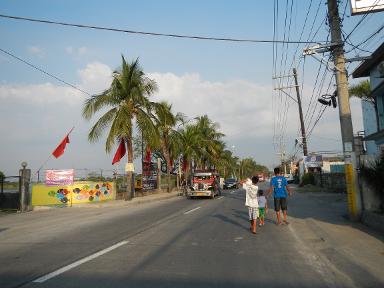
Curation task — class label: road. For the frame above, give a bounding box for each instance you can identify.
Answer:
[0,182,383,288]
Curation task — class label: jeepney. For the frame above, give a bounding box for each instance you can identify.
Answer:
[187,170,220,199]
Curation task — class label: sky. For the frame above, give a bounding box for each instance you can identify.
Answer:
[0,0,383,178]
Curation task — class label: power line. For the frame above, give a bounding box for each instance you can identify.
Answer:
[0,47,91,96]
[344,22,384,54]
[0,14,326,45]
[343,0,381,42]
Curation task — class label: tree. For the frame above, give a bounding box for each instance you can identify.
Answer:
[0,171,4,181]
[194,115,225,169]
[349,80,377,129]
[82,56,157,200]
[177,123,201,184]
[152,101,184,192]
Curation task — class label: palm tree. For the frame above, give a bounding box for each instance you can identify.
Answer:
[349,80,377,129]
[194,115,225,169]
[82,55,158,200]
[177,123,201,185]
[152,101,184,192]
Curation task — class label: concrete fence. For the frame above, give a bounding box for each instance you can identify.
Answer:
[313,173,346,193]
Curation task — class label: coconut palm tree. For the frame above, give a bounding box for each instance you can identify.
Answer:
[152,101,184,192]
[82,56,158,200]
[177,123,201,185]
[194,115,225,169]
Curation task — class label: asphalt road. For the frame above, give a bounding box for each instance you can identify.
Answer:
[0,182,383,288]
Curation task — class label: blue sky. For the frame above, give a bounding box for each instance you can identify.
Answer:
[0,0,383,177]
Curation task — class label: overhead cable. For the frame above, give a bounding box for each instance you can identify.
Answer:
[0,13,326,45]
[0,47,91,96]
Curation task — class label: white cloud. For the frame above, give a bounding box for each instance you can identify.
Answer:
[77,62,113,94]
[149,72,274,138]
[27,46,45,58]
[65,46,89,57]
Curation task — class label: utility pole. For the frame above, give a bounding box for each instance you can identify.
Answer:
[293,68,308,156]
[273,70,308,157]
[327,0,361,219]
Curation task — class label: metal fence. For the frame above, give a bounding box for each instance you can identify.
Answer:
[0,176,21,210]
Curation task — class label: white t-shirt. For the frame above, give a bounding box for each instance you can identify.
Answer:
[244,179,259,208]
[258,195,267,208]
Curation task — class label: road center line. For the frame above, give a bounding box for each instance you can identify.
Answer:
[184,206,201,215]
[217,196,224,200]
[33,240,129,283]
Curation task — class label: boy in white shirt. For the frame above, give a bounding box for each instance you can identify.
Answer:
[257,190,268,226]
[243,176,259,234]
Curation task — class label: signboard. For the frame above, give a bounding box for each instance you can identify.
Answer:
[45,169,74,186]
[142,162,158,191]
[350,0,384,15]
[304,155,323,168]
[125,163,134,172]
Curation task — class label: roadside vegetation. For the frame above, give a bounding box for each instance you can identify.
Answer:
[82,55,268,196]
[360,152,384,213]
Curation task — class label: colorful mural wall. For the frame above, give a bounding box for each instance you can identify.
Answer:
[32,182,115,206]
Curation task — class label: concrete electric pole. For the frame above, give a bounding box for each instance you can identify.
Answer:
[293,68,308,156]
[327,0,361,219]
[273,70,308,157]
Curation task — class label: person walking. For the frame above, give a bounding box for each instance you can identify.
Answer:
[243,176,259,234]
[268,167,292,225]
[257,189,267,226]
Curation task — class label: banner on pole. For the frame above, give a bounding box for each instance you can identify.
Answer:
[45,169,74,186]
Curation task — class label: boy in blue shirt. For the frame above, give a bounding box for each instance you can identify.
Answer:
[268,167,292,225]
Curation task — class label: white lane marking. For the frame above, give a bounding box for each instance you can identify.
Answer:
[217,196,224,200]
[230,190,236,194]
[184,206,201,215]
[33,240,129,283]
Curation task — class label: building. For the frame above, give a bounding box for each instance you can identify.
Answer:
[352,42,384,154]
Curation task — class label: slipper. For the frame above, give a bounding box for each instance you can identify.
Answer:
[283,220,289,225]
[276,222,282,225]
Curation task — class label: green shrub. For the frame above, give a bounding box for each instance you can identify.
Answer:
[300,173,315,187]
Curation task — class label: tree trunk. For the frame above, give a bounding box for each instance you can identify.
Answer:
[125,136,134,201]
[161,136,172,193]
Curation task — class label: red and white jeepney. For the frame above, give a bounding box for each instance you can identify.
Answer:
[187,170,220,199]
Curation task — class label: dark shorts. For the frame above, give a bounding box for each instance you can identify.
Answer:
[274,197,287,211]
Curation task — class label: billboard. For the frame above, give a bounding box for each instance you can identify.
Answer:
[350,0,384,15]
[304,155,323,168]
[142,162,158,191]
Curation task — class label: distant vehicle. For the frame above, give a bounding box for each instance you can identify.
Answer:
[223,178,238,189]
[187,170,220,199]
[284,174,294,184]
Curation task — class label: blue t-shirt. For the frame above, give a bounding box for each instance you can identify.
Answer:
[270,176,288,198]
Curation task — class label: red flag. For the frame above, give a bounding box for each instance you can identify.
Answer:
[52,135,70,158]
[112,138,126,165]
[144,146,151,162]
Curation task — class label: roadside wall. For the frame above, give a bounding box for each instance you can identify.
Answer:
[32,181,115,206]
[359,177,381,212]
[313,173,346,193]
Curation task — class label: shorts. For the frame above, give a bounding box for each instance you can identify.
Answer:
[259,207,265,218]
[274,197,287,211]
[248,207,259,220]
